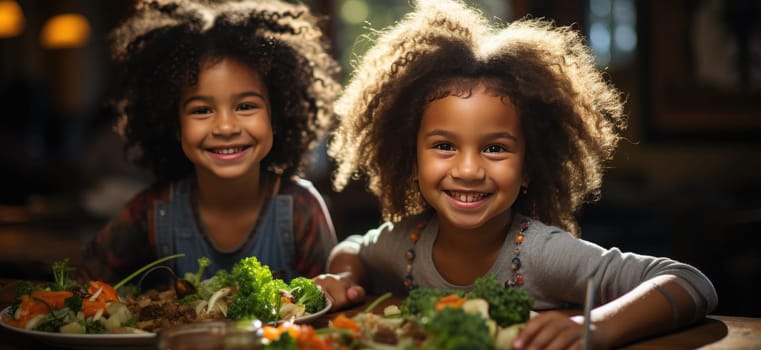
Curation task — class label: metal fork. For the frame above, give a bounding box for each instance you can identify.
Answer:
[582,278,595,350]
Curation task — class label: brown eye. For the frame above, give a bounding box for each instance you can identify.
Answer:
[484,145,506,153]
[434,143,454,151]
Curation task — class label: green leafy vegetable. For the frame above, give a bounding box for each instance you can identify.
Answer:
[231,256,273,296]
[289,277,325,313]
[401,273,533,327]
[64,295,82,312]
[197,269,233,300]
[422,307,494,350]
[51,259,78,291]
[400,287,463,318]
[113,253,185,290]
[470,273,534,327]
[184,257,212,289]
[85,318,107,334]
[10,281,36,314]
[227,257,276,321]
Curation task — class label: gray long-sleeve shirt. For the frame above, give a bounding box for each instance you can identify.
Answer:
[332,212,717,314]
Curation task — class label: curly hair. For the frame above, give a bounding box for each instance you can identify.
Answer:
[328,0,626,235]
[110,0,340,183]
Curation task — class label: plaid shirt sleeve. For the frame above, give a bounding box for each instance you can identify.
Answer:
[81,184,170,283]
[286,179,338,277]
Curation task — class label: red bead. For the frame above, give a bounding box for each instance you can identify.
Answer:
[520,221,529,231]
[514,273,524,286]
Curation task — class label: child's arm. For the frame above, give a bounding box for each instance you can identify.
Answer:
[313,243,368,310]
[514,274,706,349]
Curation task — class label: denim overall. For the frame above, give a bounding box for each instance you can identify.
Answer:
[154,178,297,282]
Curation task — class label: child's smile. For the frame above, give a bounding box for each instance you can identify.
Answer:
[445,190,490,206]
[416,83,527,232]
[205,145,252,161]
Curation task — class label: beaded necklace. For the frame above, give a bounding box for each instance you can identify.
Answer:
[404,217,530,289]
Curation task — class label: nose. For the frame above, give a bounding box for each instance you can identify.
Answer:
[212,110,241,137]
[450,152,485,181]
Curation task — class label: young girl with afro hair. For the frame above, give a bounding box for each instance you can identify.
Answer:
[83,0,340,283]
[315,0,717,348]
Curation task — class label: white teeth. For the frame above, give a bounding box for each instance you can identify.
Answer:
[450,191,486,203]
[212,147,243,154]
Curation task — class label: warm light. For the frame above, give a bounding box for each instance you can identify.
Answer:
[0,0,25,38]
[40,13,91,48]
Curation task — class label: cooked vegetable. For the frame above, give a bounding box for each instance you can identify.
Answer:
[400,286,463,318]
[470,273,533,327]
[231,256,273,296]
[197,269,233,300]
[184,256,212,289]
[288,277,326,313]
[227,257,275,321]
[51,259,78,291]
[422,307,494,350]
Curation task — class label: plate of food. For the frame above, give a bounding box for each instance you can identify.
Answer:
[0,313,155,349]
[256,273,535,349]
[1,255,331,349]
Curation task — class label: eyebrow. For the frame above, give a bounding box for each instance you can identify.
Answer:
[424,129,519,142]
[181,91,267,108]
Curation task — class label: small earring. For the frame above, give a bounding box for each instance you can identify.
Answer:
[520,185,528,195]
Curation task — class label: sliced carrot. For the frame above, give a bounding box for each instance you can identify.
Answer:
[435,294,466,312]
[261,325,281,341]
[88,281,119,303]
[82,299,107,317]
[30,290,74,309]
[330,313,359,333]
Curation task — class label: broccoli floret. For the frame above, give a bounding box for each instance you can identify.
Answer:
[184,257,212,289]
[228,276,286,322]
[231,257,273,295]
[468,273,533,327]
[400,287,463,318]
[421,307,493,350]
[288,277,325,313]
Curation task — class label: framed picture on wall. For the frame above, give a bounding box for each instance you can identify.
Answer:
[639,0,761,141]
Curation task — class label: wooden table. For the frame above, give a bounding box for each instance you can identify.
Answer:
[1,279,759,349]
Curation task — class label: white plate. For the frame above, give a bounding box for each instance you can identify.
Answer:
[0,297,331,348]
[0,306,156,350]
[287,298,332,324]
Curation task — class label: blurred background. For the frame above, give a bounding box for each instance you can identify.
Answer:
[0,0,759,317]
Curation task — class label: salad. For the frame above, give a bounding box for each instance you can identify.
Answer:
[1,255,327,334]
[257,273,534,350]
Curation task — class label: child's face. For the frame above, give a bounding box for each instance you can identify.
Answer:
[415,85,526,231]
[178,57,273,181]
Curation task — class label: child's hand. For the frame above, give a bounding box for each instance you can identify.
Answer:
[512,311,608,350]
[313,273,366,310]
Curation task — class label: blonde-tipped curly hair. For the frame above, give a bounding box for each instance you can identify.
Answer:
[328,0,626,235]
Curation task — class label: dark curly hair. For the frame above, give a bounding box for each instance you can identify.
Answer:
[328,0,626,235]
[110,0,340,183]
